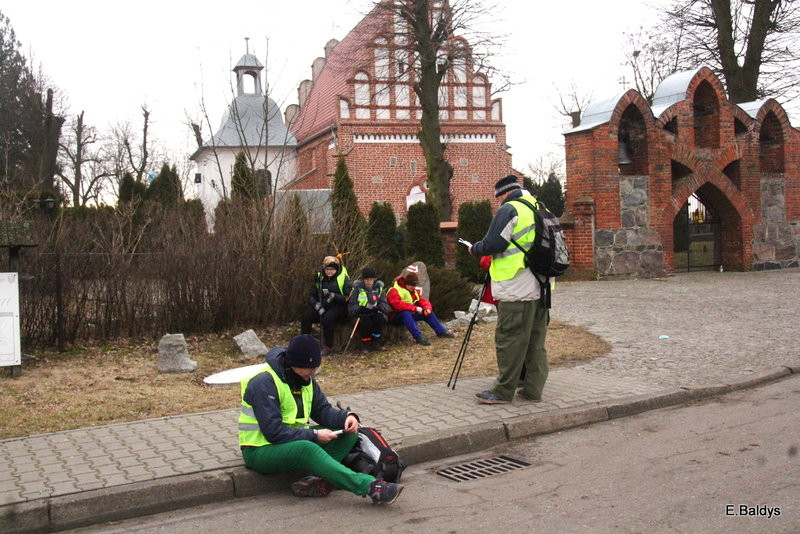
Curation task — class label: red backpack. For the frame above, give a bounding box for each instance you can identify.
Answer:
[344,427,406,483]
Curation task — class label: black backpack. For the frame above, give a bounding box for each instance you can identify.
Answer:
[508,197,570,308]
[344,427,406,483]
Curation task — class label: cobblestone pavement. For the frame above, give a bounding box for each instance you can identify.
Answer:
[1,269,798,521]
[552,269,800,386]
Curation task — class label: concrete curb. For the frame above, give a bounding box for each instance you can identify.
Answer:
[2,369,797,533]
[725,367,791,391]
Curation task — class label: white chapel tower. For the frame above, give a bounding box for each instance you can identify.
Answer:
[190,42,297,226]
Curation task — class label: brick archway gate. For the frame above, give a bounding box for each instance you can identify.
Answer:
[562,67,800,279]
[661,153,755,272]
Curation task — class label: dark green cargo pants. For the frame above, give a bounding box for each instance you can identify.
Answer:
[492,299,549,402]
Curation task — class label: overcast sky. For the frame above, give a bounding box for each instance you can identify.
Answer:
[6,0,790,180]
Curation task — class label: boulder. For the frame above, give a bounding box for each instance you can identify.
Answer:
[158,333,197,373]
[233,329,268,360]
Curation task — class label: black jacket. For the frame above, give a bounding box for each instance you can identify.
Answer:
[307,263,353,310]
[242,348,351,444]
[347,279,390,318]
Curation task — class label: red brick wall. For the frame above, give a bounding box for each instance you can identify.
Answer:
[294,121,510,222]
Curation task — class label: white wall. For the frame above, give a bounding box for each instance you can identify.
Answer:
[191,147,296,230]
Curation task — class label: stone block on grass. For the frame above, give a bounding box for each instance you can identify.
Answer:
[158,333,197,373]
[233,329,268,360]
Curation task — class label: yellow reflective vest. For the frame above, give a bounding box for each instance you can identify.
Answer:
[238,364,313,447]
[489,195,537,282]
[391,281,416,304]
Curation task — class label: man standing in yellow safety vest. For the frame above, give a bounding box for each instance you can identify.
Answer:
[239,334,403,504]
[468,175,550,405]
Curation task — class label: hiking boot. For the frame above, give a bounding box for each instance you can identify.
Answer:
[414,335,431,346]
[321,345,333,357]
[291,475,333,498]
[516,389,542,402]
[368,479,404,505]
[360,339,371,353]
[475,390,511,404]
[437,330,455,339]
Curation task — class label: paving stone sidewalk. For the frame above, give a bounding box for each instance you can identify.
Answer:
[0,369,663,507]
[1,268,798,531]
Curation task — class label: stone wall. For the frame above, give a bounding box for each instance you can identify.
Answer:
[593,176,665,279]
[752,221,800,270]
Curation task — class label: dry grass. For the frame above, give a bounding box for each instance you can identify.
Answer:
[0,321,610,440]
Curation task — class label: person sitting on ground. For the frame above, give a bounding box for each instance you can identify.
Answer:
[348,267,391,352]
[301,256,353,356]
[387,272,454,346]
[239,334,403,504]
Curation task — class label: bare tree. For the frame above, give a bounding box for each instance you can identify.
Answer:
[58,111,113,207]
[527,152,565,184]
[553,81,593,128]
[622,25,687,103]
[114,105,151,184]
[367,0,502,222]
[661,0,800,103]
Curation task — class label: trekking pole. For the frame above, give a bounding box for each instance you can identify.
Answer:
[447,275,489,389]
[341,317,361,356]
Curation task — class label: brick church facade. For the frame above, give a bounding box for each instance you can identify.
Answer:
[563,66,800,277]
[285,2,512,222]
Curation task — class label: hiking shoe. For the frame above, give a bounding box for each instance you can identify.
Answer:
[516,389,542,402]
[321,345,333,357]
[437,330,455,338]
[368,479,404,505]
[414,335,431,346]
[291,476,333,498]
[475,390,511,404]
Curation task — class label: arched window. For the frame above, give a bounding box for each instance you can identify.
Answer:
[759,111,784,173]
[242,72,257,94]
[693,81,720,148]
[617,104,649,176]
[406,185,427,209]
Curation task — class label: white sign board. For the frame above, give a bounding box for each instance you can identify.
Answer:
[0,273,21,367]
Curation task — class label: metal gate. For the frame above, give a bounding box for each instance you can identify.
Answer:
[686,221,721,271]
[673,193,722,272]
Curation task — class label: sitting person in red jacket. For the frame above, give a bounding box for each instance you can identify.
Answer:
[386,272,454,346]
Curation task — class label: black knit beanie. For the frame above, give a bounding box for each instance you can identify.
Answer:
[494,174,521,197]
[284,335,322,368]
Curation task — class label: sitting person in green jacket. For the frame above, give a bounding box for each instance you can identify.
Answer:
[238,334,403,504]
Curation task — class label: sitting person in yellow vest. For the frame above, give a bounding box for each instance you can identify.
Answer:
[239,334,403,504]
[347,266,391,352]
[301,256,353,356]
[386,272,455,346]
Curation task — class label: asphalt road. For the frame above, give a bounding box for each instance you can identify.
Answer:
[71,375,800,534]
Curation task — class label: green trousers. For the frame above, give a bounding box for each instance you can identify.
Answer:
[492,299,549,402]
[241,429,374,496]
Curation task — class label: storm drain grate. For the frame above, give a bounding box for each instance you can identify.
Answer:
[435,455,530,482]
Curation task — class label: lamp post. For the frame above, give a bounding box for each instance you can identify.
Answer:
[41,196,64,351]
